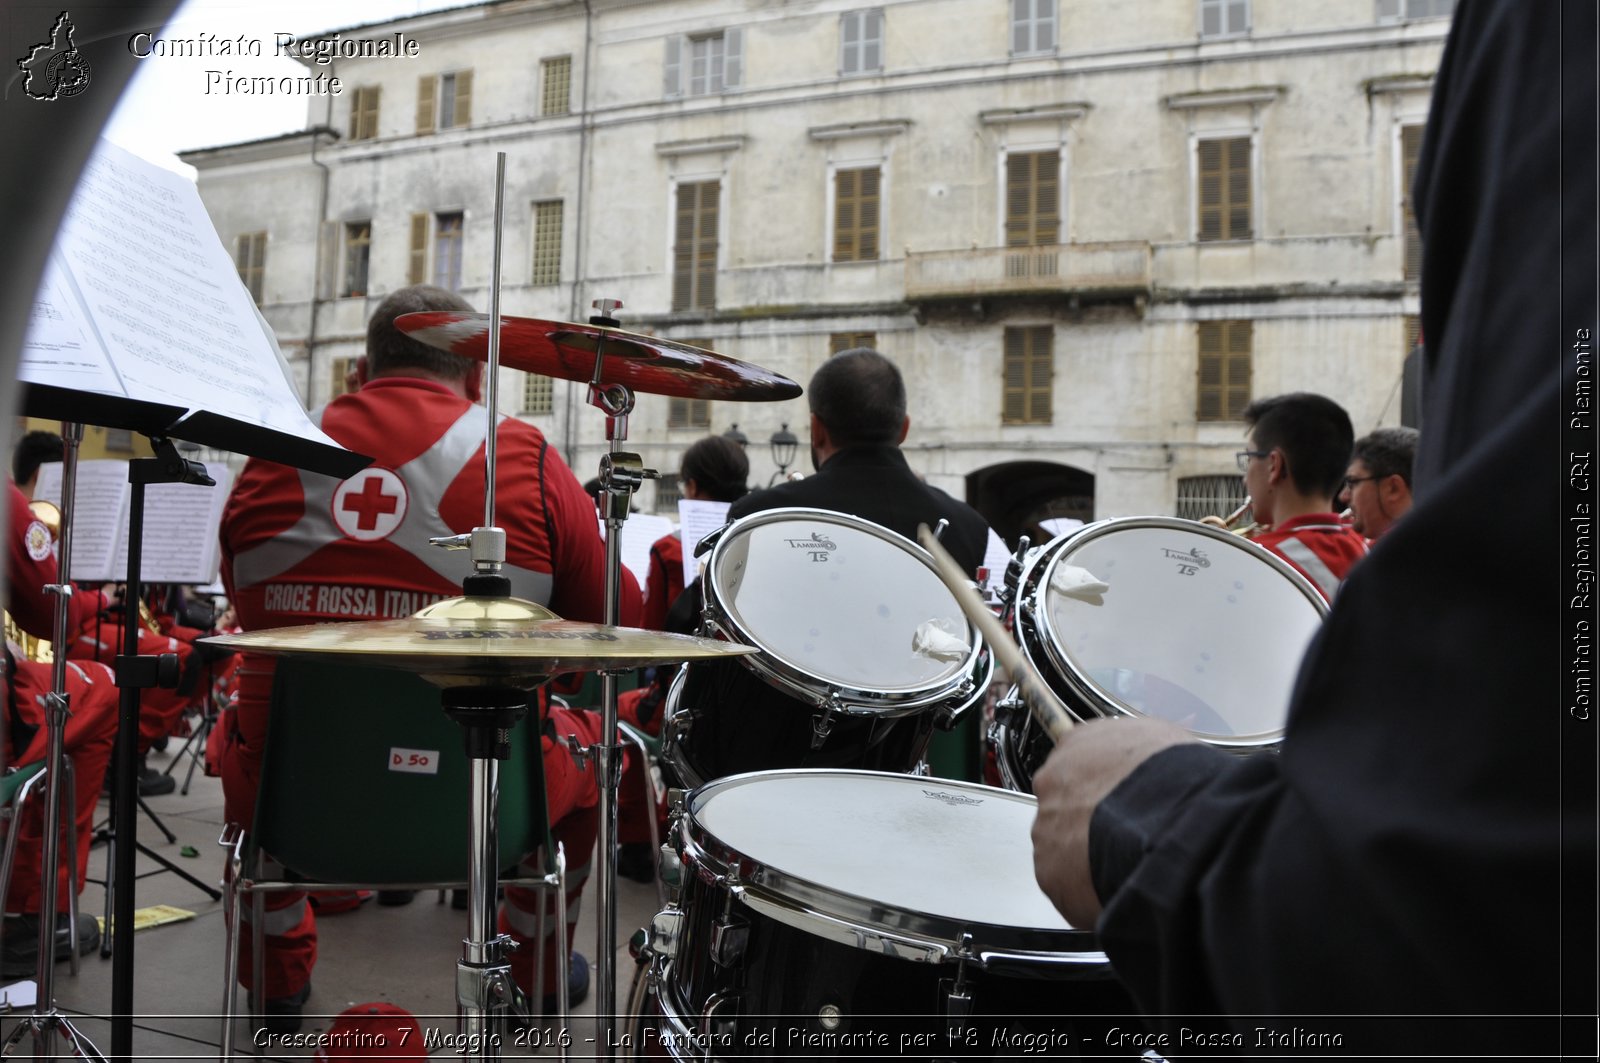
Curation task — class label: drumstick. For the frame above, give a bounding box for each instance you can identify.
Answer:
[916,525,1076,743]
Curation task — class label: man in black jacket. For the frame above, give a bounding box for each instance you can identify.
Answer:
[728,348,990,576]
[1030,2,1597,1056]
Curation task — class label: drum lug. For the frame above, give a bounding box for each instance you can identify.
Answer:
[647,907,684,962]
[994,691,1028,730]
[708,916,749,969]
[941,933,977,1024]
[810,692,842,750]
[701,991,739,1045]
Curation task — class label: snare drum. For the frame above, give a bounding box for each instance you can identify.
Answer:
[993,516,1328,792]
[663,509,991,787]
[635,770,1130,1060]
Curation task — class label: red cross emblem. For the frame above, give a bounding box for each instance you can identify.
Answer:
[332,468,408,542]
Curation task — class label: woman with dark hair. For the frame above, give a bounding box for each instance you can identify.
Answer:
[641,435,748,631]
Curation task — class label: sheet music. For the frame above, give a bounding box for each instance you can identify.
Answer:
[32,460,231,584]
[21,261,124,394]
[598,513,676,593]
[33,460,128,582]
[18,140,345,452]
[677,500,732,588]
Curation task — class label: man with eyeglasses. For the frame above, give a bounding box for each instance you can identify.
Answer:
[1339,427,1418,541]
[1233,392,1368,601]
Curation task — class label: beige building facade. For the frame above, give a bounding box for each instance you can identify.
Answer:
[183,0,1450,541]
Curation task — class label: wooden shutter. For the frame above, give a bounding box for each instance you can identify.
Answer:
[1002,326,1052,425]
[672,182,718,311]
[408,213,428,286]
[416,75,436,134]
[453,70,473,127]
[1197,320,1252,420]
[1005,150,1059,247]
[834,167,880,262]
[1198,137,1251,241]
[830,332,876,355]
[1401,124,1424,280]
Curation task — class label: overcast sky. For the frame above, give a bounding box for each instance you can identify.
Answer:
[104,0,461,176]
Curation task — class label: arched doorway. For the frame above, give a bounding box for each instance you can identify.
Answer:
[966,461,1095,548]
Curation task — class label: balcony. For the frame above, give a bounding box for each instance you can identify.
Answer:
[904,241,1152,303]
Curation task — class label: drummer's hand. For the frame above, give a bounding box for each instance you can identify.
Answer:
[1031,717,1197,928]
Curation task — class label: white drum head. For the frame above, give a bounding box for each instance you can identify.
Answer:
[708,511,973,695]
[691,770,1077,934]
[1037,519,1325,743]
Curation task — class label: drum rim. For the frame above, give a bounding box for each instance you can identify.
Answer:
[680,768,1103,959]
[702,507,986,713]
[1019,515,1327,749]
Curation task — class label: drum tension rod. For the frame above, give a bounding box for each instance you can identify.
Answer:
[810,692,843,750]
[709,872,749,969]
[943,932,977,1025]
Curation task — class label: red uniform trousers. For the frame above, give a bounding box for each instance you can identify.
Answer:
[4,658,117,913]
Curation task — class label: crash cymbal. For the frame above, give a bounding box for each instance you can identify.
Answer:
[394,312,802,402]
[200,595,756,688]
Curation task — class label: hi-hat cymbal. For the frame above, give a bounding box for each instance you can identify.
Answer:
[394,312,802,402]
[200,595,756,688]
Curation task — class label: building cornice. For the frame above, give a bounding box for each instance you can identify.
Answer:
[654,135,748,157]
[808,119,912,141]
[1164,87,1284,110]
[978,103,1090,126]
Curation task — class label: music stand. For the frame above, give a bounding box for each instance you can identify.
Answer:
[16,382,368,1060]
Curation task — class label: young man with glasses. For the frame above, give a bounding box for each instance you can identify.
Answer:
[1338,426,1418,541]
[1234,392,1368,601]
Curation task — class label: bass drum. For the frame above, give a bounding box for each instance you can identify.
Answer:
[631,770,1134,1060]
[993,516,1328,792]
[662,508,991,788]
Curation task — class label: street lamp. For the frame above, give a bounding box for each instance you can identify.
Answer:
[768,423,799,484]
[722,424,749,447]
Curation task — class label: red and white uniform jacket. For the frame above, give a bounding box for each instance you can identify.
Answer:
[1254,512,1370,602]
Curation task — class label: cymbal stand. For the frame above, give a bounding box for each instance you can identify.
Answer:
[580,300,655,1060]
[1,421,107,1061]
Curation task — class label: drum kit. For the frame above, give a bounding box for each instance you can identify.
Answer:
[199,157,1329,1060]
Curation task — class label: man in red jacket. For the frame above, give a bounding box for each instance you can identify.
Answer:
[2,480,117,978]
[1236,392,1368,601]
[219,285,640,1031]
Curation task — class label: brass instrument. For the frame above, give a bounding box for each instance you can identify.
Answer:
[1199,497,1262,538]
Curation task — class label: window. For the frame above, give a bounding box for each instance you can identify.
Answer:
[1196,320,1252,421]
[342,222,371,298]
[655,476,683,514]
[664,29,743,97]
[1400,123,1424,280]
[522,372,553,414]
[1197,136,1252,241]
[833,167,880,263]
[417,71,472,134]
[330,355,358,400]
[409,212,465,289]
[1002,326,1052,425]
[542,56,571,116]
[830,332,876,355]
[349,86,380,140]
[235,231,266,304]
[433,212,464,289]
[1376,0,1454,21]
[672,181,719,312]
[531,200,563,286]
[1010,0,1056,56]
[1175,474,1248,522]
[1005,150,1060,248]
[840,9,883,76]
[1199,0,1249,37]
[103,429,135,453]
[669,398,713,429]
[1404,314,1421,356]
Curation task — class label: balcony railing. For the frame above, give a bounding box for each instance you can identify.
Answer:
[904,241,1152,300]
